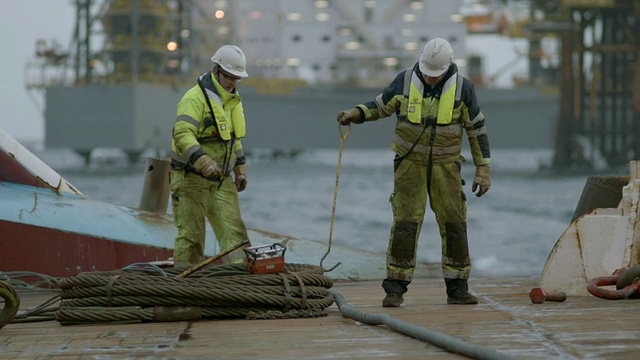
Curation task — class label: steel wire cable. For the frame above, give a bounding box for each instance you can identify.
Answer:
[61,284,329,302]
[0,281,20,328]
[10,293,60,323]
[0,271,61,289]
[59,271,332,289]
[0,273,62,325]
[55,263,334,325]
[59,291,334,309]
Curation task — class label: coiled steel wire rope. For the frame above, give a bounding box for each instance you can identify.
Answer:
[5,267,514,359]
[1,272,61,325]
[55,263,334,325]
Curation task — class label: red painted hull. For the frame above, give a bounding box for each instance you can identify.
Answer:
[0,220,173,278]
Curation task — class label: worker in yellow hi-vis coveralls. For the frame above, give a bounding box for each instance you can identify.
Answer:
[336,38,491,307]
[169,45,251,265]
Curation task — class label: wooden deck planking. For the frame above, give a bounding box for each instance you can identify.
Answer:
[1,276,640,359]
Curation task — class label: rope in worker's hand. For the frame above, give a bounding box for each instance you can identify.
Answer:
[320,123,351,273]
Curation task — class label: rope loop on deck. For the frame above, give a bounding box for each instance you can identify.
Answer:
[55,263,334,325]
[1,271,63,325]
[0,281,20,329]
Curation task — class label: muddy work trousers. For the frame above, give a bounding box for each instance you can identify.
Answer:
[170,170,249,264]
[383,160,471,293]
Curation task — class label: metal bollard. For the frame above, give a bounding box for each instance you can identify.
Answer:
[138,157,171,213]
[529,287,567,304]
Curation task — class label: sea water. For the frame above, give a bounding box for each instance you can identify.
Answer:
[46,147,588,278]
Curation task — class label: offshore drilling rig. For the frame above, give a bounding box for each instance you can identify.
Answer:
[529,0,640,171]
[25,0,229,164]
[24,0,467,163]
[457,0,639,171]
[24,0,640,170]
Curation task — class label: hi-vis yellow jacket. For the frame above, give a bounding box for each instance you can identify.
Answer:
[356,63,490,166]
[170,72,246,173]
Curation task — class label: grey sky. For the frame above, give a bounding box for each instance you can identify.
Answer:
[1,1,74,142]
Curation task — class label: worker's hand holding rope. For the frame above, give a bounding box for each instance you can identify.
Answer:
[336,108,364,126]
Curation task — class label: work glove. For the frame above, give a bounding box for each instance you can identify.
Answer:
[472,165,491,197]
[233,164,247,192]
[336,108,363,126]
[193,155,222,179]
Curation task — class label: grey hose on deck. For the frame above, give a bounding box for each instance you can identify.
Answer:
[329,290,514,360]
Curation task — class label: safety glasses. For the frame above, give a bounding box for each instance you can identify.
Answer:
[219,69,242,83]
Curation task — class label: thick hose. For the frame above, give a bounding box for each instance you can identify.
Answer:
[329,289,513,360]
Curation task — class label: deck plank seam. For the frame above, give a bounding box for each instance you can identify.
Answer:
[480,294,580,359]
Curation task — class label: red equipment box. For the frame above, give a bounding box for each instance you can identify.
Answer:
[244,243,286,274]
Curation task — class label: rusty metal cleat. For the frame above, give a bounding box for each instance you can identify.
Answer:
[529,287,567,304]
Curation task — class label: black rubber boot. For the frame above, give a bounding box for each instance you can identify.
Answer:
[382,293,404,307]
[381,279,409,307]
[445,278,478,305]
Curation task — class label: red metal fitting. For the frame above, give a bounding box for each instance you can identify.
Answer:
[529,287,567,304]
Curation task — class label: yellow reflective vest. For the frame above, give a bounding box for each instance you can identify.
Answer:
[407,68,457,125]
[170,72,246,170]
[354,63,491,166]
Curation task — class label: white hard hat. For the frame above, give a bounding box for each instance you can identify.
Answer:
[419,38,453,77]
[211,45,249,78]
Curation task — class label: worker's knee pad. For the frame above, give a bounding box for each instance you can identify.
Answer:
[390,221,418,263]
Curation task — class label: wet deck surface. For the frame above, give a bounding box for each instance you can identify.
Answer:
[2,276,640,359]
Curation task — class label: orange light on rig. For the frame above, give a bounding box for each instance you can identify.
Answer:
[166,41,178,51]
